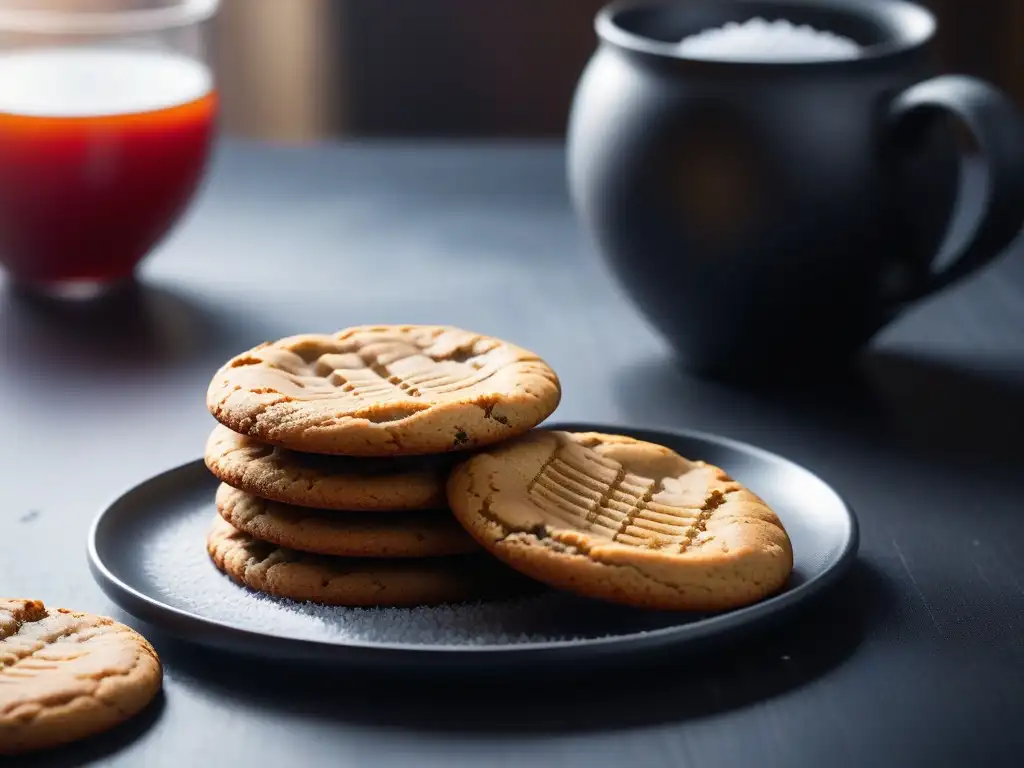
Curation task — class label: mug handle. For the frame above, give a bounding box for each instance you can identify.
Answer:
[887,75,1024,303]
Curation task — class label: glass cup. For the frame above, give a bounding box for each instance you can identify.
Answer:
[0,0,220,298]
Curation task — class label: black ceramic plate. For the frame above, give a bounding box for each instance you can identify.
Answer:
[88,422,858,672]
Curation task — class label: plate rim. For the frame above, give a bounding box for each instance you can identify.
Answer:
[87,421,860,661]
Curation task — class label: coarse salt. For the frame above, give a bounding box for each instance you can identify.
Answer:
[140,507,690,648]
[678,17,861,62]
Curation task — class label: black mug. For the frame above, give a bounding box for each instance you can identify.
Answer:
[567,0,1024,375]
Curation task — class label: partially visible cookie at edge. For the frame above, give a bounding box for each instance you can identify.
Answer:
[205,424,450,511]
[206,325,561,456]
[0,599,163,756]
[215,483,479,558]
[207,517,535,606]
[445,430,794,612]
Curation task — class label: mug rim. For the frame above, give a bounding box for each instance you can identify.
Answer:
[595,0,937,66]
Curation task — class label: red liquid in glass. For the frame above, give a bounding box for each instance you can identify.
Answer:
[0,48,217,285]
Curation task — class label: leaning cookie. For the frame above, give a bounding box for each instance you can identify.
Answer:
[446,430,794,612]
[0,599,162,756]
[206,325,561,456]
[207,517,533,607]
[205,424,451,511]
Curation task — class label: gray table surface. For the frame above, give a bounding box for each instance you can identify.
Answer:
[2,140,1022,767]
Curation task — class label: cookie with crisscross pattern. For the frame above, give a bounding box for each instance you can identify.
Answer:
[206,325,560,456]
[0,599,162,755]
[207,517,534,606]
[215,483,479,558]
[446,431,794,611]
[205,424,450,510]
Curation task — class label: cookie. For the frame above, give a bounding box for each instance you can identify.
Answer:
[446,430,794,612]
[206,517,532,606]
[205,424,449,511]
[0,599,162,756]
[215,483,479,558]
[206,325,561,456]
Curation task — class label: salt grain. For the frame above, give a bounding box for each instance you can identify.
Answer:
[677,17,861,62]
[141,508,688,647]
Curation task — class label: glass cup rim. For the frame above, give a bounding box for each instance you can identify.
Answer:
[0,0,219,35]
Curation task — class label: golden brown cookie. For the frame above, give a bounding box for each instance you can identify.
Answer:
[207,517,532,606]
[206,325,561,456]
[215,483,479,558]
[205,424,449,511]
[0,599,162,756]
[446,431,794,612]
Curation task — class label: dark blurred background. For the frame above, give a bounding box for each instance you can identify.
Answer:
[216,0,1024,141]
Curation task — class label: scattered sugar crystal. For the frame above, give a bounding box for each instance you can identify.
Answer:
[678,17,861,62]
[140,508,691,647]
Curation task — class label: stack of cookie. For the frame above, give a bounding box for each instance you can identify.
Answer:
[202,325,562,607]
